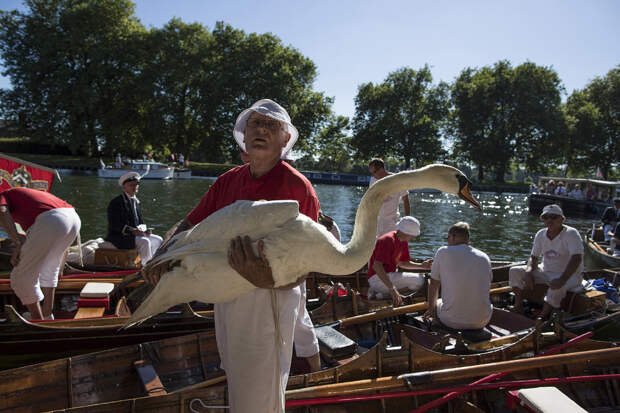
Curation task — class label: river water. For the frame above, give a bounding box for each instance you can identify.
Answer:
[48,172,601,269]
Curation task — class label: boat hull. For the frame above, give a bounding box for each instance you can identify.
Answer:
[97,167,174,180]
[528,193,611,218]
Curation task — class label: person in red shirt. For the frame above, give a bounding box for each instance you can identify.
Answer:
[0,187,81,319]
[144,99,319,413]
[367,216,432,306]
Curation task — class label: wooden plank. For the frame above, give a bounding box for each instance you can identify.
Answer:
[74,307,105,319]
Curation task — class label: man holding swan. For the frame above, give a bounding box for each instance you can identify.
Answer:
[143,99,320,412]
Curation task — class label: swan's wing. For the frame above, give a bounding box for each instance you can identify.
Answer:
[167,199,301,247]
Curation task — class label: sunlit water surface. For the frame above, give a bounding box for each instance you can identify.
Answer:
[46,173,600,269]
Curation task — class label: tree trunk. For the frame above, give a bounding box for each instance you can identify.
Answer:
[477,165,484,181]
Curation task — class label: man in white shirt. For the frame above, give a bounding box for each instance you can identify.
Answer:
[368,158,410,237]
[424,222,493,330]
[509,204,584,319]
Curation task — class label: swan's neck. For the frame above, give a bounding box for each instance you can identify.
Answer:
[343,166,450,262]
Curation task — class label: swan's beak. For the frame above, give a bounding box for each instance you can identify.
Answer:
[457,175,482,210]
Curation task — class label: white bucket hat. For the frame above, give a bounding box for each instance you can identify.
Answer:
[233,99,299,158]
[396,216,421,236]
[118,172,140,187]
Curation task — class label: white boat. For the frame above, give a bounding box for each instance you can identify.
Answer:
[97,160,175,180]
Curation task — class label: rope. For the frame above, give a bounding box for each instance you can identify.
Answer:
[270,288,282,413]
[189,398,229,411]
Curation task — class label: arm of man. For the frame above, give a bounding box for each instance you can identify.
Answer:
[373,260,402,306]
[549,254,582,290]
[0,205,24,266]
[402,193,411,216]
[423,278,440,321]
[398,259,432,271]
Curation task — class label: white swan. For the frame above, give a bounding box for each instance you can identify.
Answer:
[126,164,480,326]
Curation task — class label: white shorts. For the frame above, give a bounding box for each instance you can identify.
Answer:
[10,208,81,305]
[509,265,583,308]
[368,272,425,295]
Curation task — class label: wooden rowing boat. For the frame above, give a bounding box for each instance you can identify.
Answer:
[584,234,620,267]
[0,304,214,370]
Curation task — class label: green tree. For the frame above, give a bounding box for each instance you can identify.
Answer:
[311,115,351,171]
[352,66,448,169]
[565,66,619,178]
[0,0,145,156]
[450,61,565,181]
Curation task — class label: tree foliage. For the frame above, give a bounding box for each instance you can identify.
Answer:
[450,61,565,181]
[0,1,333,160]
[352,66,448,169]
[564,66,619,178]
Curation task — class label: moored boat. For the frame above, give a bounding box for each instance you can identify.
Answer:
[97,160,174,180]
[584,234,620,267]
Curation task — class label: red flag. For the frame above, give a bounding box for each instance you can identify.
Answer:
[597,168,605,180]
[0,153,59,192]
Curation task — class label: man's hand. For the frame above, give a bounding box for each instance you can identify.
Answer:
[421,259,433,270]
[132,229,146,236]
[390,286,403,307]
[228,236,274,289]
[549,277,567,290]
[142,261,169,285]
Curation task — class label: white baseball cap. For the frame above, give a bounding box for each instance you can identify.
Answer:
[233,99,299,158]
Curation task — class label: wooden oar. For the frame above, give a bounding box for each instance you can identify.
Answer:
[285,347,620,400]
[337,285,511,327]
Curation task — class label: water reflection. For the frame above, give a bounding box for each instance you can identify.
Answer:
[47,174,599,267]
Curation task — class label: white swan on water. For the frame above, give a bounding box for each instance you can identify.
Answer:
[126,163,480,326]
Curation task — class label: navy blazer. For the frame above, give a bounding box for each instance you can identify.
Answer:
[105,192,144,250]
[601,206,620,226]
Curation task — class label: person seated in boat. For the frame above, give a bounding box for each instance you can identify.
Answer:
[423,222,492,330]
[143,99,320,413]
[554,181,567,196]
[569,184,584,199]
[105,172,163,266]
[601,198,620,241]
[0,187,81,320]
[607,221,620,257]
[509,204,584,319]
[545,180,556,194]
[368,158,411,237]
[585,183,597,201]
[366,216,430,306]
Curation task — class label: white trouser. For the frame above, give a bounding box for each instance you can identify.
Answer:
[509,265,583,308]
[609,239,620,257]
[436,298,492,330]
[10,208,81,305]
[135,234,163,265]
[368,272,425,295]
[215,287,300,413]
[294,282,319,357]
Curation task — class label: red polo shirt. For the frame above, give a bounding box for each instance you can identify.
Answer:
[0,187,73,230]
[367,231,411,279]
[187,160,319,225]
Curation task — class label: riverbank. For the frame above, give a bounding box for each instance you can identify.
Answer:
[2,152,529,192]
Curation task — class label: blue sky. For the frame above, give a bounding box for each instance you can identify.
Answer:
[1,0,618,118]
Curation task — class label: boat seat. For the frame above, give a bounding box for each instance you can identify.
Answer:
[74,282,114,319]
[134,360,167,396]
[506,387,586,412]
[93,248,141,268]
[315,325,357,359]
[436,322,492,343]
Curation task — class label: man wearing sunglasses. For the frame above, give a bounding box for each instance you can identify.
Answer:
[509,204,584,318]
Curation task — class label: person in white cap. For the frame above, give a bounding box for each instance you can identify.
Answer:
[509,204,584,318]
[105,172,163,266]
[368,158,411,237]
[0,187,80,320]
[143,99,319,413]
[424,222,492,330]
[366,216,430,306]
